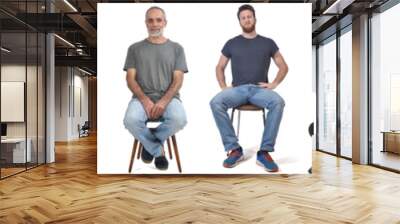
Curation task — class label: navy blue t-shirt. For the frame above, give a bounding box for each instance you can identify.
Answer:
[221,35,279,86]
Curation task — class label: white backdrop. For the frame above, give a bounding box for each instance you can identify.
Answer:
[98,3,313,174]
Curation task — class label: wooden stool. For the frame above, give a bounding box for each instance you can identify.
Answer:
[128,123,182,173]
[230,104,265,138]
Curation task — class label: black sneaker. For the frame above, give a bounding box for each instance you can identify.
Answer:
[141,147,154,164]
[154,156,169,170]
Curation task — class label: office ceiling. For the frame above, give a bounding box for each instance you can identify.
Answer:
[0,0,393,75]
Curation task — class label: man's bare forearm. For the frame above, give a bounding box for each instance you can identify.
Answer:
[126,73,151,103]
[216,66,227,89]
[159,73,183,104]
[271,67,288,86]
[270,52,289,87]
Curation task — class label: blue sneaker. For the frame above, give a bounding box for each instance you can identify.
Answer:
[223,147,244,168]
[256,151,279,172]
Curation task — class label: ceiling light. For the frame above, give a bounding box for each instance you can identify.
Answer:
[63,0,78,12]
[54,34,75,48]
[1,47,11,53]
[323,0,355,15]
[78,67,92,76]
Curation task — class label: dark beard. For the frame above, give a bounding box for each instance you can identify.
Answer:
[241,24,255,33]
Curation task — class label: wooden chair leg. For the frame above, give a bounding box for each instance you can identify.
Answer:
[262,109,266,126]
[137,143,142,159]
[237,110,241,138]
[129,139,139,173]
[171,135,182,173]
[167,138,173,159]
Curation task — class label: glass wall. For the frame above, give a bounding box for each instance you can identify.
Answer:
[27,31,38,169]
[317,26,353,159]
[0,1,46,179]
[339,28,352,158]
[38,32,45,165]
[318,35,337,155]
[371,3,400,171]
[1,31,28,177]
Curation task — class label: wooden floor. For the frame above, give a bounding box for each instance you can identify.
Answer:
[372,150,400,171]
[0,167,26,178]
[1,134,400,223]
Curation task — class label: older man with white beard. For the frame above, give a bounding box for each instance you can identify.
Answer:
[123,6,188,170]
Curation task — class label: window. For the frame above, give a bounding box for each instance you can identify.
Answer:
[371,3,400,171]
[318,36,337,155]
[339,28,352,158]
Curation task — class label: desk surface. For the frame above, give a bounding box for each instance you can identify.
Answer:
[1,138,27,143]
[381,131,400,134]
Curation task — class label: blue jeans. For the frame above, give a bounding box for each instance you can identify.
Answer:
[210,84,285,152]
[123,98,187,157]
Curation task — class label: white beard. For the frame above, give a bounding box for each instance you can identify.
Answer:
[149,29,163,37]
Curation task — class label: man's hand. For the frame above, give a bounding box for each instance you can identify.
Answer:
[258,82,277,90]
[150,99,168,120]
[142,98,155,119]
[221,85,232,91]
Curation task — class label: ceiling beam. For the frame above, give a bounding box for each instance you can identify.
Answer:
[67,13,97,40]
[323,0,356,14]
[55,55,96,70]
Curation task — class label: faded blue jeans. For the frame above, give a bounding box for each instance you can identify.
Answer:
[123,98,187,157]
[210,84,285,152]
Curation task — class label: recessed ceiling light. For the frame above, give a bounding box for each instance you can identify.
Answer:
[1,47,11,53]
[63,0,78,12]
[323,0,355,15]
[78,67,92,76]
[54,34,75,48]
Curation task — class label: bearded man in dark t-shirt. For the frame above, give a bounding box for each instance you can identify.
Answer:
[210,4,289,172]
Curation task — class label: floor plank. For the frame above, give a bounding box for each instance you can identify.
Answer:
[1,134,400,223]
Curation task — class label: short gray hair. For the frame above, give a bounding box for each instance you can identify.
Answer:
[145,6,166,20]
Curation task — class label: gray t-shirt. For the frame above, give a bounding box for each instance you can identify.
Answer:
[222,35,279,86]
[123,39,188,102]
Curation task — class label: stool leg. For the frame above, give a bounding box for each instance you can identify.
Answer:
[129,139,139,173]
[231,108,238,138]
[171,135,182,173]
[237,110,241,138]
[167,138,173,159]
[262,109,266,126]
[137,143,142,159]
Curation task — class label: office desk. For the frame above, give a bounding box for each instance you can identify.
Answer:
[1,138,31,163]
[381,131,400,154]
